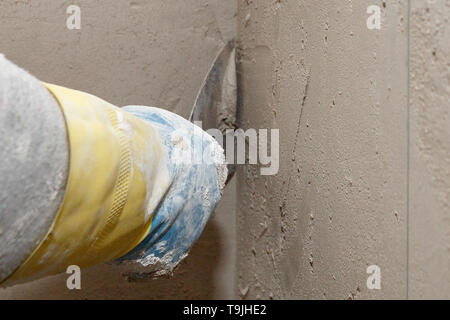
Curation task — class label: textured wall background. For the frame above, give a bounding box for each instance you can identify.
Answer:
[409,0,450,299]
[236,0,409,299]
[235,0,449,300]
[0,0,448,300]
[0,0,236,299]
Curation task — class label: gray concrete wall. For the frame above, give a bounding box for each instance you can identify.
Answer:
[236,0,448,300]
[409,0,450,299]
[1,0,449,300]
[0,0,236,299]
[236,0,423,300]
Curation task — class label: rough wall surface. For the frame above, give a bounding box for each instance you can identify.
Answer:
[410,0,450,299]
[1,0,448,300]
[236,0,409,299]
[0,0,236,299]
[0,56,69,284]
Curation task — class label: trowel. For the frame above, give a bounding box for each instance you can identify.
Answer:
[189,41,237,184]
[115,41,238,280]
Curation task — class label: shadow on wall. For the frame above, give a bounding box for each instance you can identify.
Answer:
[0,219,223,300]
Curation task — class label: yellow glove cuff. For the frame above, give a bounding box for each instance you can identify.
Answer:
[8,83,170,284]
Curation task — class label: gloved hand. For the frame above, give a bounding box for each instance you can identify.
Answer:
[0,58,226,286]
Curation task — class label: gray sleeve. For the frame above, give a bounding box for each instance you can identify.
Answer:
[0,55,69,284]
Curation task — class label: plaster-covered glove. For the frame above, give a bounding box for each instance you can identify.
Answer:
[4,83,226,285]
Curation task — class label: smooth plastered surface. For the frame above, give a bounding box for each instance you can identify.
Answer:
[236,0,409,299]
[236,0,448,299]
[409,0,450,299]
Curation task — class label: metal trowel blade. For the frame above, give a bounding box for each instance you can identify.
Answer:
[189,41,237,184]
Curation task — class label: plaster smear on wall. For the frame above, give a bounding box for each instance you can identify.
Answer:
[0,0,236,299]
[236,0,408,299]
